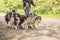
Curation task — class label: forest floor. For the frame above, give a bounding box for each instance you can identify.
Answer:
[0,14,60,40]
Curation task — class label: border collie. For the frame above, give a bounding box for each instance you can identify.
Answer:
[5,10,16,29]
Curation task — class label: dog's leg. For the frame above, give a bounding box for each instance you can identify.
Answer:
[8,21,11,27]
[21,22,29,30]
[14,22,18,30]
[16,23,19,30]
[24,26,28,30]
[11,25,14,28]
[30,17,36,29]
[30,23,34,29]
[34,19,41,30]
[24,25,28,30]
[34,22,39,30]
[21,23,25,30]
[17,18,20,29]
[14,26,17,30]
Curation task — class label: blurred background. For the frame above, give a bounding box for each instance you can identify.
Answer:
[0,0,60,40]
[0,0,60,18]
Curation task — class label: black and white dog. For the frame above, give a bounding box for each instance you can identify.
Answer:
[18,14,27,29]
[5,9,27,30]
[14,13,21,30]
[5,10,20,30]
[5,10,16,27]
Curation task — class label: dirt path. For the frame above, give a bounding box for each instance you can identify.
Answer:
[0,14,60,40]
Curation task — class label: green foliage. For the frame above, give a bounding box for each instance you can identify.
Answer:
[0,0,60,15]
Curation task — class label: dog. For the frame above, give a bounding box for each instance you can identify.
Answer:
[5,10,18,29]
[19,12,35,30]
[14,13,21,30]
[20,16,31,30]
[27,13,41,30]
[19,12,41,30]
[17,14,28,29]
[5,10,16,23]
[32,16,41,30]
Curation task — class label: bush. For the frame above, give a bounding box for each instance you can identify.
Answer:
[0,0,60,15]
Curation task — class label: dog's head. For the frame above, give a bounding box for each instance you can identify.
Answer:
[34,16,41,23]
[28,12,36,17]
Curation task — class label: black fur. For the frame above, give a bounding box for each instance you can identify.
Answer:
[19,15,26,25]
[29,12,36,17]
[14,14,27,26]
[5,10,16,24]
[5,13,11,24]
[14,13,20,25]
